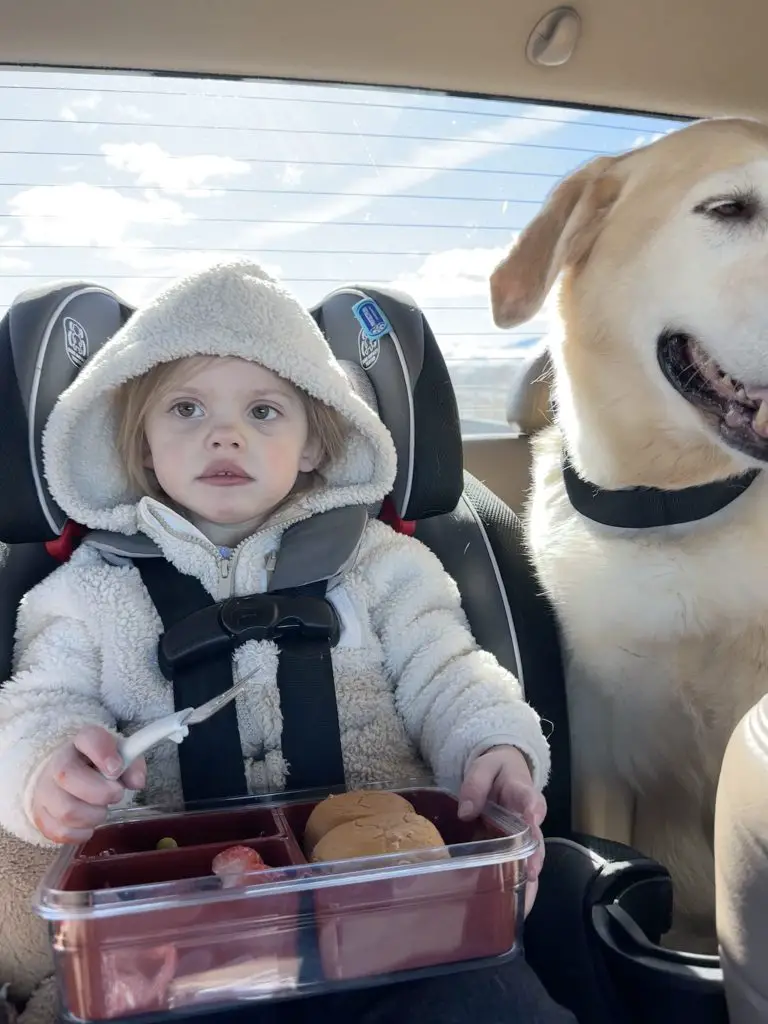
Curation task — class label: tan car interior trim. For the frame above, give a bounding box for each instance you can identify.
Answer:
[1,0,766,121]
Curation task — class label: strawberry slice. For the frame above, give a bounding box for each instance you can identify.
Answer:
[211,845,270,888]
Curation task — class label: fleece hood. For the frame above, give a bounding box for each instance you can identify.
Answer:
[42,260,397,534]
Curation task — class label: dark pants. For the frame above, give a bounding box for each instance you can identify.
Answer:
[251,957,578,1023]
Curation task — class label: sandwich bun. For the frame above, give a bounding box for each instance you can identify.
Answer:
[304,790,415,854]
[310,809,447,863]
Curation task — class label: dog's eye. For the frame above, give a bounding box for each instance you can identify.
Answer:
[694,193,759,223]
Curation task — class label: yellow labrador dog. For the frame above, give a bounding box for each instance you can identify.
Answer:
[490,117,768,951]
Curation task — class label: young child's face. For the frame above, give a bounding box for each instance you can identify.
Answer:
[143,357,320,525]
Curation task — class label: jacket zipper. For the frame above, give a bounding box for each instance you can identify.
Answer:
[264,550,277,590]
[145,503,313,599]
[218,554,234,600]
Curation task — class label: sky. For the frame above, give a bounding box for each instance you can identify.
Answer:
[0,67,684,428]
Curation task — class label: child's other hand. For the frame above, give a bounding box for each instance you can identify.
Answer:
[458,744,546,908]
[30,725,146,844]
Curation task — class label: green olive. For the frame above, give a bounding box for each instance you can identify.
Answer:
[156,837,178,851]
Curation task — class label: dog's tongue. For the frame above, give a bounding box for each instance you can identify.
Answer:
[746,387,768,437]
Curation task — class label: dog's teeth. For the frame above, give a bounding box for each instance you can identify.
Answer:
[753,400,768,436]
[736,387,748,400]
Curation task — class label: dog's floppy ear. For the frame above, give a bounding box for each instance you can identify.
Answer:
[490,155,622,328]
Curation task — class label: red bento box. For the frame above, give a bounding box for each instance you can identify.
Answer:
[33,785,536,1022]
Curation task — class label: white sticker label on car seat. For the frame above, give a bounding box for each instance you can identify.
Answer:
[63,316,89,368]
[357,331,380,370]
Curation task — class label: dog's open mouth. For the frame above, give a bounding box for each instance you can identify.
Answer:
[658,330,768,461]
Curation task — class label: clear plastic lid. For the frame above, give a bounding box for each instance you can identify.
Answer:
[35,783,537,920]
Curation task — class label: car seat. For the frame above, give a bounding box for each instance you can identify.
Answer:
[0,280,722,1024]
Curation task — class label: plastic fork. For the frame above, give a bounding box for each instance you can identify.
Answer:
[113,669,255,774]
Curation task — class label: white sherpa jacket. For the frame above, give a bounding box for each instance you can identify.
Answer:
[0,260,550,846]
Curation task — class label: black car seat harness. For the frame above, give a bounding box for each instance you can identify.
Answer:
[70,504,377,805]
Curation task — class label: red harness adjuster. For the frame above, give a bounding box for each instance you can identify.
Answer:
[379,496,416,536]
[44,520,87,563]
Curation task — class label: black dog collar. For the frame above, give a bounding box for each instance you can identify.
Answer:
[562,455,759,529]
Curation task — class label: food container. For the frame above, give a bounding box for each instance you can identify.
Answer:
[34,784,536,1022]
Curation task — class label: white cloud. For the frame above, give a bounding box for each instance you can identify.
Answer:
[0,253,30,270]
[391,245,508,301]
[240,105,588,247]
[108,244,283,280]
[115,103,153,121]
[59,92,102,121]
[101,142,250,195]
[390,243,562,363]
[281,164,305,186]
[105,276,171,309]
[8,183,191,246]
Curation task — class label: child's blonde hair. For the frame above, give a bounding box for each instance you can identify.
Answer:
[114,356,348,502]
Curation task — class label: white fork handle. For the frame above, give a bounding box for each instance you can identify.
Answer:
[114,710,193,773]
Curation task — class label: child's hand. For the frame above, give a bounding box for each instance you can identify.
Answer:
[30,725,146,844]
[458,744,546,896]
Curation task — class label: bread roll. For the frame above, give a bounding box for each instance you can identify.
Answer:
[304,790,415,854]
[310,810,447,863]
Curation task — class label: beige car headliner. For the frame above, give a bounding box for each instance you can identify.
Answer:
[0,0,762,121]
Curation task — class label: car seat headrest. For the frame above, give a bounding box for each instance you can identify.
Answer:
[0,279,464,547]
[505,346,554,436]
[310,286,464,521]
[0,283,131,544]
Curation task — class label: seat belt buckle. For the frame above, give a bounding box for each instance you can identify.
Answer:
[157,593,341,679]
[222,593,341,647]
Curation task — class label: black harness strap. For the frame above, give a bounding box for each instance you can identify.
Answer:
[138,559,248,802]
[271,578,345,792]
[137,559,346,805]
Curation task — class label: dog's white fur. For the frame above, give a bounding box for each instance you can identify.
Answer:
[491,117,768,949]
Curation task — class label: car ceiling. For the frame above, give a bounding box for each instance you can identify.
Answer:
[1,0,763,122]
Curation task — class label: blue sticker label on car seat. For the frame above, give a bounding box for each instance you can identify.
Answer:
[352,298,392,342]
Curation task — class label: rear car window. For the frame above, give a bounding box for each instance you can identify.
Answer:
[0,68,683,435]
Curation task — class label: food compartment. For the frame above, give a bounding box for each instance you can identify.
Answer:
[402,787,508,843]
[314,856,523,980]
[52,836,307,1021]
[77,805,283,859]
[63,836,298,890]
[37,787,534,1020]
[282,787,526,981]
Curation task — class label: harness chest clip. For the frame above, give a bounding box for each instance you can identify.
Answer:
[157,592,341,679]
